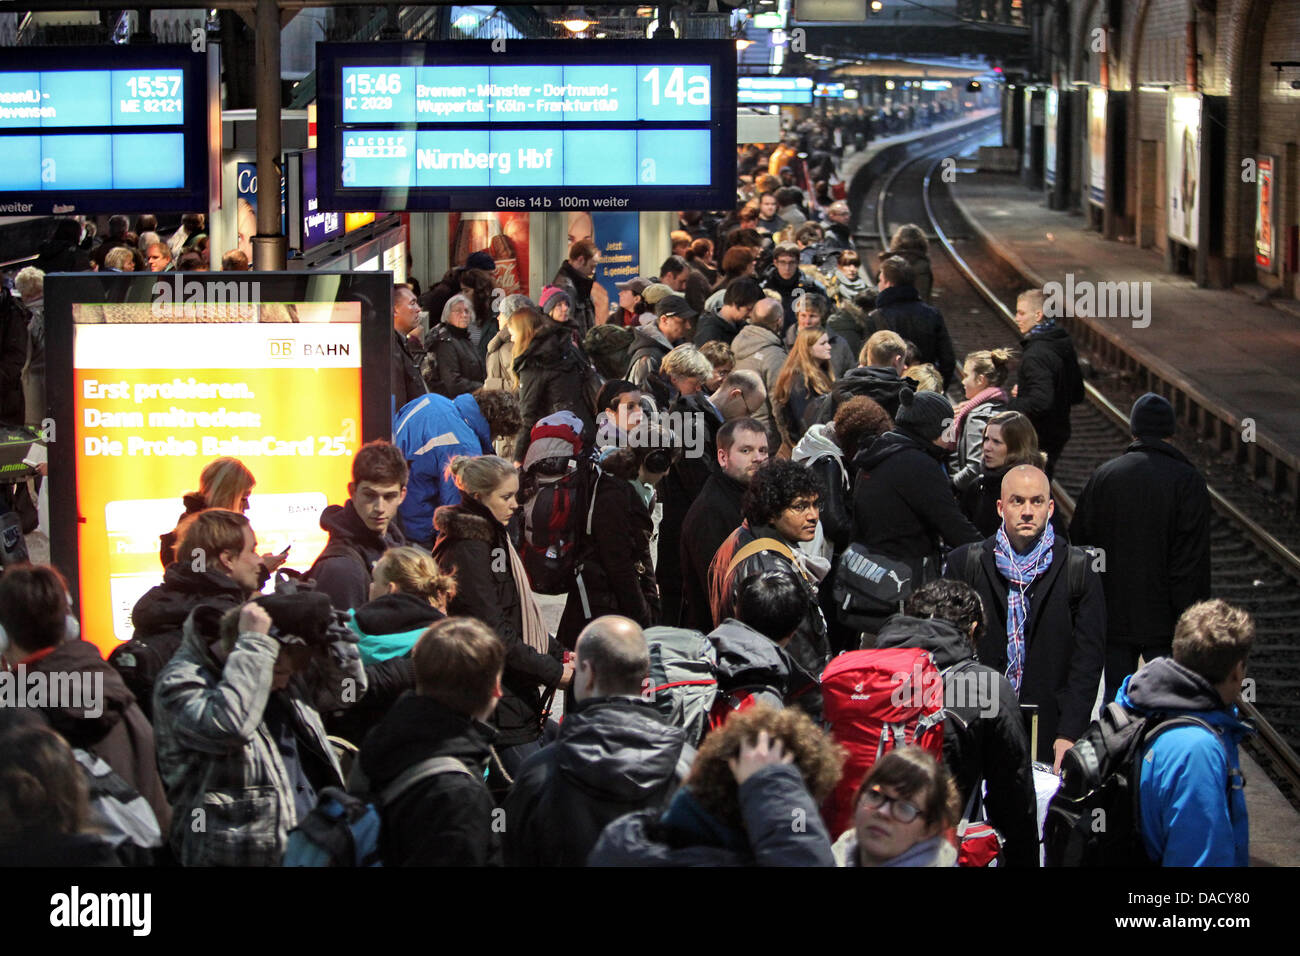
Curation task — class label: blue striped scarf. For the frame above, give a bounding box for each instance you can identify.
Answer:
[993,523,1055,694]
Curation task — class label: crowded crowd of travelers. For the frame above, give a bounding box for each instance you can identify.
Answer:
[0,127,1245,870]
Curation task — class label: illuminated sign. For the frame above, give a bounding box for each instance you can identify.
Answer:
[813,82,845,98]
[0,47,206,214]
[46,273,392,659]
[739,76,813,105]
[316,40,736,211]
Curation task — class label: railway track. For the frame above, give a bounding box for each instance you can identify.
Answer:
[856,132,1300,808]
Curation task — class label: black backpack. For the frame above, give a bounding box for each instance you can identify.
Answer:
[1043,702,1228,866]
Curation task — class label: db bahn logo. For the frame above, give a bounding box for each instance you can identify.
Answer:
[269,339,294,358]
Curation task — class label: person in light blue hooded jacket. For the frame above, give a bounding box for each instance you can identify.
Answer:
[392,388,519,548]
[1115,598,1253,867]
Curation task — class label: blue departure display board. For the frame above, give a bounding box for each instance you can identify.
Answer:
[737,77,813,105]
[316,40,736,212]
[0,47,205,215]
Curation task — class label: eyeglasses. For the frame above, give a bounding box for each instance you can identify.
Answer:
[784,499,820,516]
[860,785,923,823]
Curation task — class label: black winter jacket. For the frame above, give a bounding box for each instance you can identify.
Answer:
[432,498,564,746]
[391,328,427,415]
[512,320,597,463]
[552,260,598,338]
[426,322,487,398]
[819,365,910,423]
[625,324,677,409]
[865,285,956,388]
[358,694,501,866]
[503,696,690,866]
[324,591,443,746]
[693,308,742,349]
[558,464,660,647]
[0,293,28,427]
[28,639,172,834]
[1007,324,1083,457]
[709,618,823,723]
[709,522,831,677]
[680,471,747,632]
[762,267,824,330]
[1069,439,1211,646]
[852,427,983,573]
[111,564,248,720]
[873,615,1039,867]
[310,500,407,613]
[589,763,835,866]
[943,533,1107,762]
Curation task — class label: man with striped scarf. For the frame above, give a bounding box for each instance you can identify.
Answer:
[943,465,1106,770]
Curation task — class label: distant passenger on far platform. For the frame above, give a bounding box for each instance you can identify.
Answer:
[1069,393,1212,703]
[1007,288,1084,479]
[865,255,955,389]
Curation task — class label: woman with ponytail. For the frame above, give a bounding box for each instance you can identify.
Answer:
[949,348,1014,492]
[433,455,571,792]
[326,546,456,745]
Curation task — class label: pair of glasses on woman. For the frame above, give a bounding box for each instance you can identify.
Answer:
[860,785,924,824]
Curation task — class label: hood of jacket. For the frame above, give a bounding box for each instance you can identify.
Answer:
[22,639,137,747]
[359,692,497,788]
[875,284,921,308]
[873,614,974,669]
[834,364,908,401]
[432,498,501,544]
[452,391,493,452]
[554,696,687,802]
[852,427,944,473]
[130,563,247,632]
[557,260,595,299]
[1118,656,1237,719]
[731,323,783,363]
[708,619,792,688]
[513,319,576,373]
[319,499,398,559]
[351,591,443,638]
[1021,323,1073,351]
[791,422,842,465]
[630,323,674,355]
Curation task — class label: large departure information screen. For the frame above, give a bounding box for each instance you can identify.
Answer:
[0,46,206,215]
[316,40,737,211]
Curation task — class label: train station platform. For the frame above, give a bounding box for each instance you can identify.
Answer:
[838,108,1000,187]
[948,171,1300,492]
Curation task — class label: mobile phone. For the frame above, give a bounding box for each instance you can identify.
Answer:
[278,542,293,556]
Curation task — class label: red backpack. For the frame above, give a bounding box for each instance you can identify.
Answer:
[820,647,946,838]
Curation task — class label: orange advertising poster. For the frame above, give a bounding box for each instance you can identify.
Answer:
[72,304,363,659]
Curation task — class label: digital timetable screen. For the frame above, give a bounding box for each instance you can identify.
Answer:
[316,40,736,211]
[0,47,205,215]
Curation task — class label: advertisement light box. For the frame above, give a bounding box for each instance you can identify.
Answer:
[0,46,206,215]
[46,273,393,658]
[738,76,813,105]
[316,40,737,211]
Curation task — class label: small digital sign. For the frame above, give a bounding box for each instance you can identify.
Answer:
[739,76,813,105]
[0,47,206,215]
[316,40,736,212]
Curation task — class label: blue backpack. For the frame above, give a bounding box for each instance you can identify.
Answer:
[283,756,471,867]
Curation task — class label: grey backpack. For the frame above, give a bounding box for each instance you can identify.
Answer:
[644,627,719,748]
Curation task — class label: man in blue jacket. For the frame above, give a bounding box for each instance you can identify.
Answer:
[392,388,520,548]
[1116,598,1253,866]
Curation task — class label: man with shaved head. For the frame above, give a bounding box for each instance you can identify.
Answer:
[944,464,1106,770]
[503,616,691,866]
